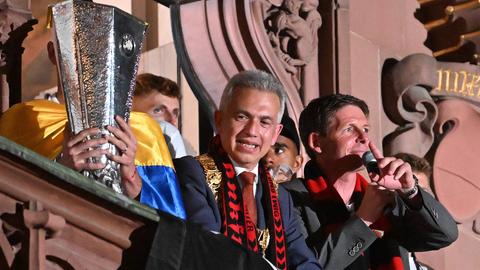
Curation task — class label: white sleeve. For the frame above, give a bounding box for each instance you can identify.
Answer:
[159,120,187,158]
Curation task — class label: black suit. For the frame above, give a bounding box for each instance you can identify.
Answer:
[145,211,272,270]
[283,177,458,270]
[174,156,322,269]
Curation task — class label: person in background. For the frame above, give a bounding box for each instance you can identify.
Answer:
[262,113,303,183]
[133,73,195,157]
[286,93,457,269]
[173,70,321,269]
[133,73,181,128]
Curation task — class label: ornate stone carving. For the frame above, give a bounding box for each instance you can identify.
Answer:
[170,0,322,132]
[1,201,66,269]
[382,53,480,233]
[0,218,15,267]
[432,99,480,228]
[381,54,439,157]
[382,53,480,156]
[0,0,33,67]
[0,137,159,269]
[474,218,480,235]
[265,0,321,90]
[0,1,36,109]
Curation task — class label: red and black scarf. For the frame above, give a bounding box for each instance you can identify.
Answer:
[208,136,287,269]
[304,160,404,270]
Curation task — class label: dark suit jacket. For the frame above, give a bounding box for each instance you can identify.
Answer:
[282,178,459,270]
[174,156,322,270]
[145,211,272,270]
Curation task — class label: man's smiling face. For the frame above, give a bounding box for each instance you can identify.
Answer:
[215,87,283,170]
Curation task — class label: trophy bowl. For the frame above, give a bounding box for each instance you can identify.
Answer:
[51,0,147,193]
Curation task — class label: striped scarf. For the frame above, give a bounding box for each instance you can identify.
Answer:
[205,136,288,269]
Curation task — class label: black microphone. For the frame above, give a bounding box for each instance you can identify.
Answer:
[362,151,381,175]
[362,151,396,214]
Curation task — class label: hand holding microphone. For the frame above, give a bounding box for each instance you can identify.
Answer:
[357,142,419,223]
[361,142,416,191]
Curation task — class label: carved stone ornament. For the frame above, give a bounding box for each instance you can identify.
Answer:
[264,0,321,90]
[1,201,66,269]
[382,53,480,157]
[169,0,322,128]
[0,0,33,67]
[382,53,480,230]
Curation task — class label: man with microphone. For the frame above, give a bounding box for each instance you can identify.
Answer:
[284,94,458,269]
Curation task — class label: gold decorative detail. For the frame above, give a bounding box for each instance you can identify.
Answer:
[196,155,273,253]
[196,154,223,201]
[417,0,436,6]
[46,6,53,29]
[423,0,480,30]
[257,228,270,256]
[462,30,480,40]
[272,178,279,194]
[447,0,480,14]
[433,30,480,57]
[424,16,449,30]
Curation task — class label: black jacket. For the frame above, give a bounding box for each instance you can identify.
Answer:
[283,174,458,270]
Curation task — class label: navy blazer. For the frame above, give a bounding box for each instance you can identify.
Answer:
[174,156,321,270]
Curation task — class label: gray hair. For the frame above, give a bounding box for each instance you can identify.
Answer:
[219,70,286,122]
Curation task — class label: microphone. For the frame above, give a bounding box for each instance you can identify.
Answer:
[362,151,396,215]
[362,151,381,175]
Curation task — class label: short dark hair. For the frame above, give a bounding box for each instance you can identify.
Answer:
[299,94,369,158]
[280,112,300,154]
[394,153,432,179]
[135,73,181,99]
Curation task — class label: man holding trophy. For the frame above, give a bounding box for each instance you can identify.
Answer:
[58,114,142,198]
[0,0,185,219]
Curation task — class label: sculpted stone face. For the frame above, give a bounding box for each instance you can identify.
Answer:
[215,87,283,170]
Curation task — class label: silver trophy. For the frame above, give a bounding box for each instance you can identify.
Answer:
[50,0,147,193]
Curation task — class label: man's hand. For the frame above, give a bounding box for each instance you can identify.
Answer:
[105,115,141,199]
[58,116,142,199]
[368,142,416,191]
[356,184,395,226]
[58,126,108,171]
